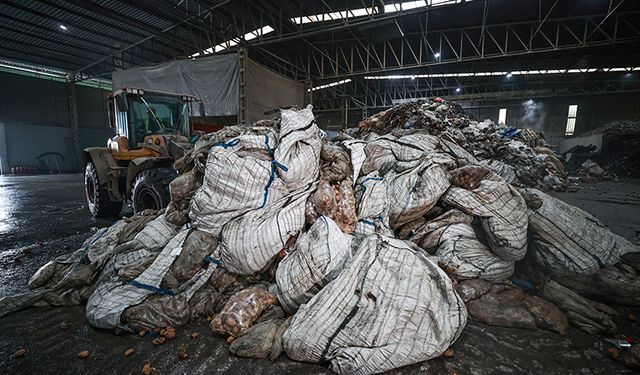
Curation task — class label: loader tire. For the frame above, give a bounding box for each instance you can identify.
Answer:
[132,168,176,213]
[85,162,122,218]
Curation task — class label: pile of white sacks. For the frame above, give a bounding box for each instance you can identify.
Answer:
[3,102,639,374]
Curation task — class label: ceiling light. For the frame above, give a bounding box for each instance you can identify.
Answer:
[59,24,68,31]
[410,75,416,80]
[506,72,513,78]
[434,52,441,59]
[455,87,461,93]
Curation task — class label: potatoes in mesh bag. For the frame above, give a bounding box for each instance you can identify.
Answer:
[307,179,357,234]
[211,287,278,337]
[333,179,357,234]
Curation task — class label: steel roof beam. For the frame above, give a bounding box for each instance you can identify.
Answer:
[286,11,640,80]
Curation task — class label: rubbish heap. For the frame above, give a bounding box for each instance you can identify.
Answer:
[2,99,640,374]
[355,99,567,191]
[576,120,640,178]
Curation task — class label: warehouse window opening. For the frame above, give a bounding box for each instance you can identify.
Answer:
[498,108,507,125]
[565,105,578,135]
[190,25,274,57]
[290,0,471,24]
[310,79,351,92]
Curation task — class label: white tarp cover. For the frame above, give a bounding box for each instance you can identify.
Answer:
[276,216,354,313]
[442,172,528,261]
[525,188,638,275]
[245,59,305,123]
[112,54,239,117]
[283,235,467,375]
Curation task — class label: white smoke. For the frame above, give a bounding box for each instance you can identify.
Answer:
[520,99,546,131]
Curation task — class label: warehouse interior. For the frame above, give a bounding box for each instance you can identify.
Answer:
[1,0,640,374]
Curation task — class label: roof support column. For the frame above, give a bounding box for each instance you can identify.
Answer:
[66,81,82,172]
[0,122,9,175]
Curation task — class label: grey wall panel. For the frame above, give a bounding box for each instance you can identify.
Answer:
[5,123,74,171]
[0,72,113,172]
[0,72,69,128]
[76,85,109,129]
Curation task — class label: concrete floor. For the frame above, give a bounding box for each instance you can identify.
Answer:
[1,174,639,374]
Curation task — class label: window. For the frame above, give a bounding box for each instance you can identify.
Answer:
[565,104,578,135]
[498,108,507,125]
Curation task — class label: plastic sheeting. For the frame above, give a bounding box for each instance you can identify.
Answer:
[245,59,305,123]
[112,54,305,120]
[283,235,467,375]
[112,54,239,117]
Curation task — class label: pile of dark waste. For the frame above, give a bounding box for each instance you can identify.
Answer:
[2,100,640,374]
[576,120,640,178]
[355,98,567,191]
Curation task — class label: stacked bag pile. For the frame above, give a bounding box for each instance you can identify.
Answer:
[2,99,639,374]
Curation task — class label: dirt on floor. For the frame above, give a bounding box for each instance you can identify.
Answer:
[1,174,639,374]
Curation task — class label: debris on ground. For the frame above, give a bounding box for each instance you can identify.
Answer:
[2,100,639,374]
[581,159,606,180]
[142,363,155,375]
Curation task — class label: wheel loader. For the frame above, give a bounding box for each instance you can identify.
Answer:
[83,87,196,217]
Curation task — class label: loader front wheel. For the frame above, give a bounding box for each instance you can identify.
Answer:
[85,162,122,218]
[132,168,176,213]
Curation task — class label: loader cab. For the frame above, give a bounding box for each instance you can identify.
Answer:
[108,88,196,150]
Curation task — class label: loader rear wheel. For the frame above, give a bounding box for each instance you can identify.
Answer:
[132,168,176,213]
[85,162,122,218]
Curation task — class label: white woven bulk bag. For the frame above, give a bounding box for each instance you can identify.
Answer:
[412,209,514,282]
[86,230,190,329]
[386,152,454,228]
[283,235,467,375]
[524,188,638,275]
[219,187,311,275]
[442,172,528,261]
[360,133,439,175]
[189,133,286,236]
[274,105,322,190]
[276,216,354,313]
[353,171,393,240]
